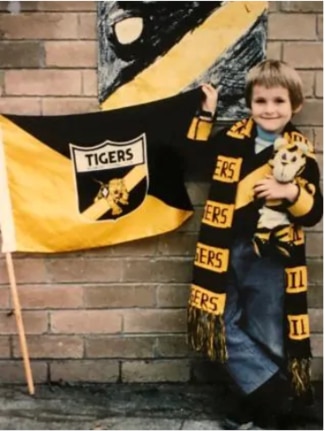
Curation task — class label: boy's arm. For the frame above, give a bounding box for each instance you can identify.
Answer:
[183,84,230,181]
[187,83,219,142]
[187,110,214,141]
[287,156,323,227]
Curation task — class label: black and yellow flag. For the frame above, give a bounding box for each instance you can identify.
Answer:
[0,90,202,253]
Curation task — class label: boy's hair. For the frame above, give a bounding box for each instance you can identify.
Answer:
[245,59,304,111]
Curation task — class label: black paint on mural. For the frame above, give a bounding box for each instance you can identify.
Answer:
[98,1,267,120]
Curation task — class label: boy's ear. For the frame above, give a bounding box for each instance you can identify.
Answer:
[293,104,303,114]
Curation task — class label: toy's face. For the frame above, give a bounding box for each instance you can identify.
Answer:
[271,145,306,183]
[251,85,293,134]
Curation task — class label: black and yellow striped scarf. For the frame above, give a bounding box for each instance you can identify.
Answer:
[187,117,316,398]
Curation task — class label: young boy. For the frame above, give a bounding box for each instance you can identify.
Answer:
[187,60,323,429]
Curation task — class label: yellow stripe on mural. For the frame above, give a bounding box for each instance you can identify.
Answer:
[101,1,267,110]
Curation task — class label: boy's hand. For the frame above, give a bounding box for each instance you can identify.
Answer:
[201,83,219,115]
[254,175,299,202]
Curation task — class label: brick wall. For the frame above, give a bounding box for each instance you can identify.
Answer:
[0,1,323,384]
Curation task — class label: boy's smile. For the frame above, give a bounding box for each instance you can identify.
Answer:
[251,85,301,134]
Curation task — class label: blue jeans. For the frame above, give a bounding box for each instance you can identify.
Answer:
[223,237,286,394]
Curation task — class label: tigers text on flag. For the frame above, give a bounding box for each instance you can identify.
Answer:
[0,90,202,253]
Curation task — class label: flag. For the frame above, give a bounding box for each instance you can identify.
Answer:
[0,90,202,253]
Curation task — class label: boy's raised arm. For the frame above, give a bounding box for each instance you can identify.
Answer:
[187,84,219,142]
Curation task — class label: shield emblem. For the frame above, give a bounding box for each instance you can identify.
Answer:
[69,134,148,221]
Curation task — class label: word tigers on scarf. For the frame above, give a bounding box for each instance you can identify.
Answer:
[187,116,323,398]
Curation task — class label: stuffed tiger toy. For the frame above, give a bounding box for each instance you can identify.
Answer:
[253,137,309,258]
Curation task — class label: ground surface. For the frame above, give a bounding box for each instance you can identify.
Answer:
[0,383,323,430]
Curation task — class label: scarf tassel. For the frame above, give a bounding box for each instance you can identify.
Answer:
[288,357,312,397]
[187,305,227,362]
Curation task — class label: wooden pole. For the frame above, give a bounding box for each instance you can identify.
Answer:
[5,252,35,395]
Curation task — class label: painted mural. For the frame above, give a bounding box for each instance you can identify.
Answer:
[98,1,268,120]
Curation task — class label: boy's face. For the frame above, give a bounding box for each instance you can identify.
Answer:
[250,85,299,134]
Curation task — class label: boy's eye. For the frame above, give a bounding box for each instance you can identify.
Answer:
[254,99,265,104]
[274,98,286,103]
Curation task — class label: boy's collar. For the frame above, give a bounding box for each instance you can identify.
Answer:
[256,125,279,142]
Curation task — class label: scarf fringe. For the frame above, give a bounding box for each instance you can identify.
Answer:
[187,305,227,362]
[288,357,312,396]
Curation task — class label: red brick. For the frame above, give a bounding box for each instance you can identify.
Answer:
[0,13,78,39]
[0,258,47,284]
[308,285,323,308]
[0,360,47,383]
[268,2,280,12]
[0,70,3,96]
[0,97,41,115]
[37,2,96,11]
[85,336,155,358]
[266,42,282,60]
[311,357,323,381]
[157,284,188,307]
[298,71,314,98]
[46,258,123,282]
[283,43,323,68]
[311,334,323,357]
[122,359,190,382]
[268,14,316,40]
[122,258,193,283]
[315,71,323,98]
[0,336,10,357]
[0,2,96,11]
[84,285,156,308]
[41,98,99,115]
[107,236,158,257]
[5,70,82,96]
[82,70,97,96]
[51,310,122,334]
[0,41,43,68]
[309,308,323,332]
[0,2,34,11]
[45,41,97,67]
[313,127,323,152]
[78,13,96,39]
[306,232,323,257]
[156,335,189,357]
[0,287,9,309]
[0,311,48,334]
[317,14,323,40]
[123,309,186,333]
[13,335,83,358]
[294,100,323,126]
[157,232,197,256]
[18,285,83,309]
[307,259,323,285]
[281,1,323,12]
[50,359,119,382]
[0,2,10,11]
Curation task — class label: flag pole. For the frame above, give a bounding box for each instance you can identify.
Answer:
[5,252,35,395]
